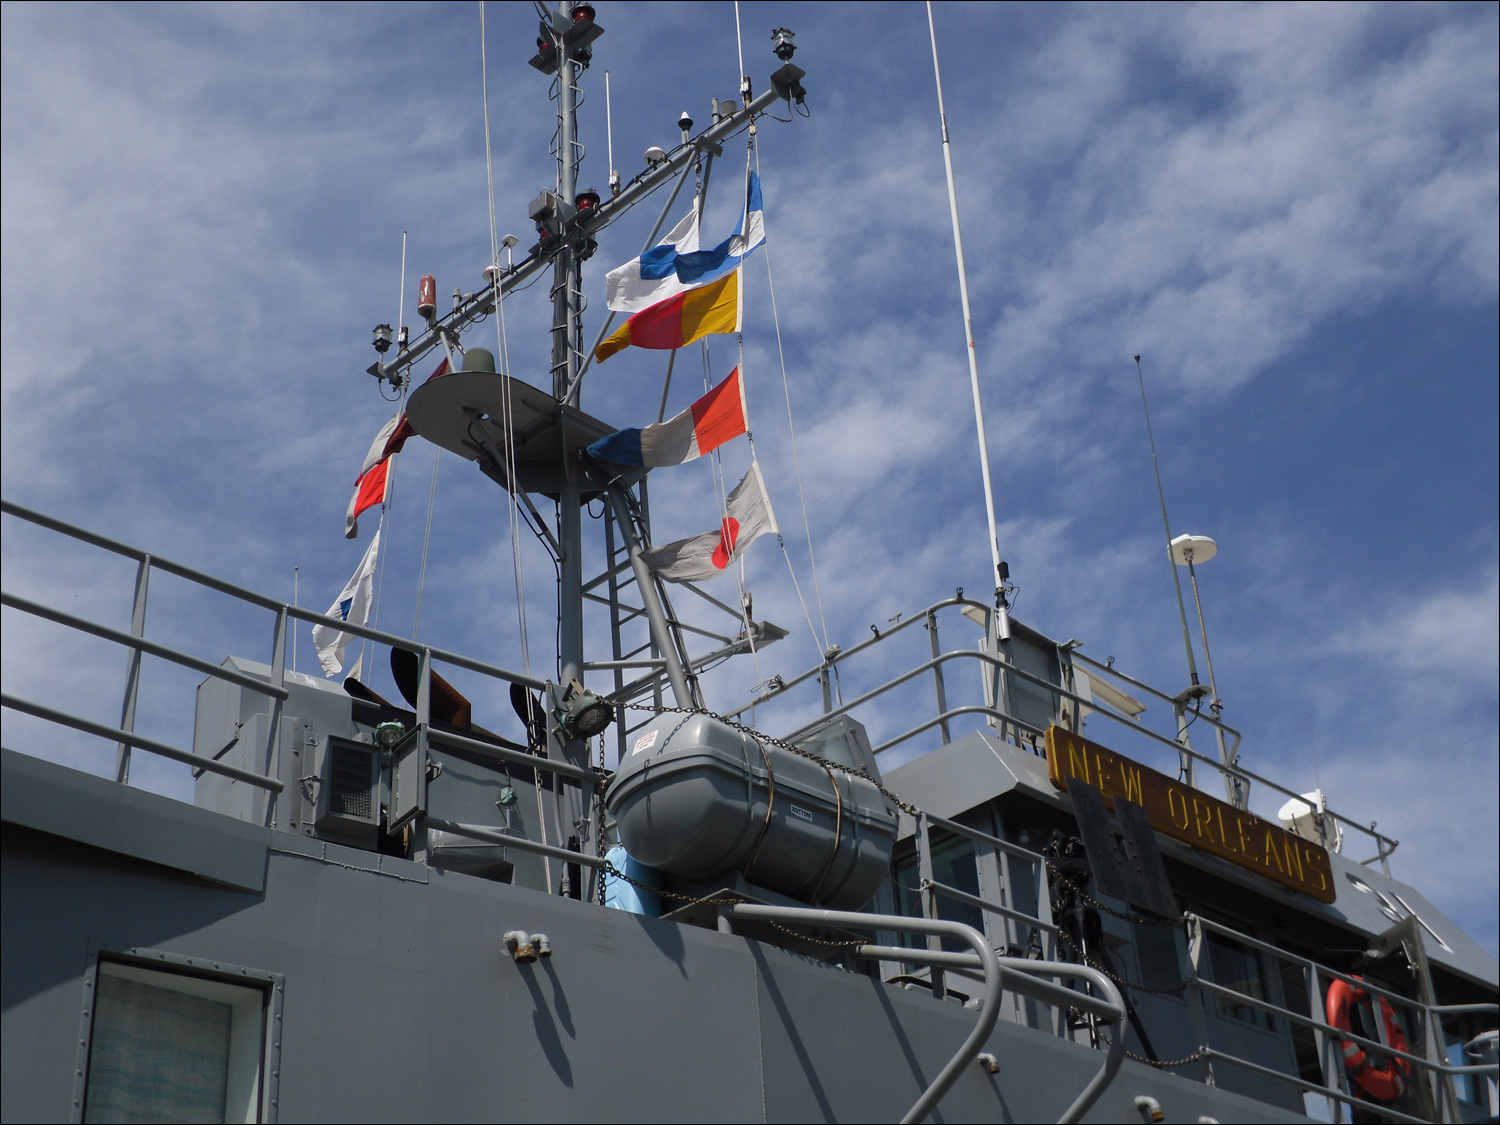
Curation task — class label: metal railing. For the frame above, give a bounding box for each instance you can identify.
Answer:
[893,804,1494,1124]
[1180,913,1498,1124]
[723,593,1399,871]
[0,499,572,833]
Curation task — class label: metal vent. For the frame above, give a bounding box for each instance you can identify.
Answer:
[328,744,374,820]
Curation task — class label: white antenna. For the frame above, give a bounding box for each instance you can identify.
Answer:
[734,2,747,98]
[292,566,299,673]
[396,231,407,381]
[925,2,1009,639]
[605,71,619,196]
[1136,355,1202,691]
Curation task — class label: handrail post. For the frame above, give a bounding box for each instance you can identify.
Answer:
[926,611,951,744]
[115,555,151,783]
[916,812,945,1000]
[1184,915,1217,1086]
[262,607,287,828]
[1307,963,1344,1121]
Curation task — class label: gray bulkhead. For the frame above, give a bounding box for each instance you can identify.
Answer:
[2,747,1311,1124]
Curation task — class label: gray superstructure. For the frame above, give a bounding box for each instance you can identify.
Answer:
[3,8,1496,1124]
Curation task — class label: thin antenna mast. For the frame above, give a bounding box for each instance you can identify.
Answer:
[1134,355,1200,687]
[396,231,407,371]
[925,3,1009,638]
[605,71,619,196]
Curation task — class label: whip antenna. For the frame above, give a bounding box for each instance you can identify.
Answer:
[1134,354,1201,689]
[926,2,1009,639]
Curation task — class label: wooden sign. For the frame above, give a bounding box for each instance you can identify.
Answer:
[1046,726,1335,904]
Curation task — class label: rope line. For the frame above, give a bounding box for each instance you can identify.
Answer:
[412,448,440,639]
[754,141,832,656]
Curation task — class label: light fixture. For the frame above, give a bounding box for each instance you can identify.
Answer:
[771,28,796,61]
[372,324,393,354]
[375,721,406,749]
[559,679,613,739]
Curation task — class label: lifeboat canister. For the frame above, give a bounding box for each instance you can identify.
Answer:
[605,712,898,910]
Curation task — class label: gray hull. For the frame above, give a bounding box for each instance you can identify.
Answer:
[2,748,1307,1124]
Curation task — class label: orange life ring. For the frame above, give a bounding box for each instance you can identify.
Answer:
[1326,975,1411,1103]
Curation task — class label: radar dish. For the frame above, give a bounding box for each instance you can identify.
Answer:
[1169,533,1217,565]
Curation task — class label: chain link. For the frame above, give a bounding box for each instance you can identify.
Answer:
[622,702,921,817]
[1044,855,1187,927]
[594,733,608,905]
[1054,923,1193,996]
[1125,1046,1206,1068]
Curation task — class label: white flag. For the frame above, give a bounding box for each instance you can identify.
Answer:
[604,204,700,314]
[312,529,380,677]
[643,462,778,583]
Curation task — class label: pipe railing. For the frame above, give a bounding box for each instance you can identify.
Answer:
[1180,912,1497,1123]
[867,944,1126,1125]
[1,694,283,792]
[728,903,1003,1125]
[718,593,1395,864]
[425,817,607,869]
[0,498,552,820]
[892,806,1493,1122]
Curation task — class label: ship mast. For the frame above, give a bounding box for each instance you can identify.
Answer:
[363,6,808,739]
[552,13,586,703]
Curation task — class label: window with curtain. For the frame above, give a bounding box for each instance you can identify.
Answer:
[84,961,264,1124]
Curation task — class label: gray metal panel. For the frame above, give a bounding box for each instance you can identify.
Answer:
[2,805,1318,1125]
[1,747,268,892]
[885,729,1053,828]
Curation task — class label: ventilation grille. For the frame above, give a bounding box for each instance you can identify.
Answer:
[328,744,374,820]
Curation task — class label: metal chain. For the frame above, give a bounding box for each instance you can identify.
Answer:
[1043,848,1186,927]
[594,733,608,905]
[622,702,920,817]
[1054,925,1192,996]
[1125,1046,1206,1068]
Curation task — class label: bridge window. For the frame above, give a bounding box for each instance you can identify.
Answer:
[894,832,985,953]
[1199,914,1273,1030]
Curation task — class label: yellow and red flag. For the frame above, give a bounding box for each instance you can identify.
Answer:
[595,269,739,363]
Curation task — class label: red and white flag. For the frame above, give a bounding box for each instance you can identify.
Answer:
[345,412,416,539]
[643,461,778,583]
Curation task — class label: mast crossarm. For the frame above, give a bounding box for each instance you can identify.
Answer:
[366,74,798,390]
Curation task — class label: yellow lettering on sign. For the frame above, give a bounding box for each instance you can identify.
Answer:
[1193,798,1214,843]
[1094,751,1115,797]
[1045,726,1336,904]
[1068,739,1091,787]
[1264,827,1285,874]
[1167,786,1191,830]
[1283,837,1303,882]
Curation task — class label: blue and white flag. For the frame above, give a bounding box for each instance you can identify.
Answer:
[605,172,765,315]
[311,529,379,677]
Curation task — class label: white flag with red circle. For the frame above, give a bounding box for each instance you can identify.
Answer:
[643,461,778,583]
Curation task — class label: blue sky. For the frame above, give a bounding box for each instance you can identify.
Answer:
[3,2,1496,954]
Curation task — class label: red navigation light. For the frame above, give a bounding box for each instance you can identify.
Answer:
[417,275,437,322]
[570,5,595,22]
[575,189,601,211]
